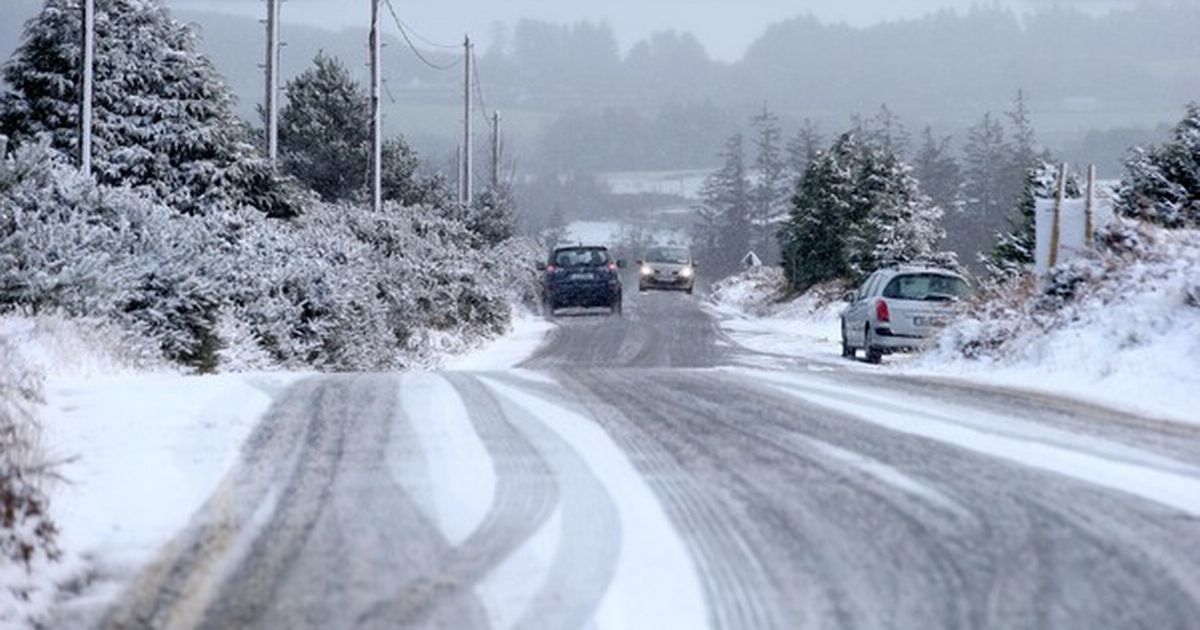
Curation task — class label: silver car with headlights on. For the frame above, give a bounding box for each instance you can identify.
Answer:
[638,246,696,294]
[840,266,969,364]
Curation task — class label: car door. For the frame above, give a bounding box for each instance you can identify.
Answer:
[845,273,879,344]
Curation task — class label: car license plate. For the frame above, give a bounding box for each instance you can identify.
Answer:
[569,273,595,281]
[914,316,948,327]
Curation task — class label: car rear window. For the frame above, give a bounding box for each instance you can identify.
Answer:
[553,248,610,267]
[882,274,968,301]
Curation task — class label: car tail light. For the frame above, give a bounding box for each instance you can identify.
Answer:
[607,263,618,271]
[875,299,890,323]
[545,264,556,273]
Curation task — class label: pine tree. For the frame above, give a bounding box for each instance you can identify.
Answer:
[787,119,823,181]
[778,131,951,290]
[779,140,855,290]
[1118,102,1200,229]
[856,104,911,158]
[750,105,788,260]
[381,135,449,208]
[912,126,961,212]
[0,0,296,217]
[697,133,751,275]
[1007,90,1038,172]
[278,53,371,203]
[854,145,947,274]
[465,188,516,246]
[961,113,1010,219]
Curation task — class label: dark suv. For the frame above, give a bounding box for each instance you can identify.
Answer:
[542,245,625,316]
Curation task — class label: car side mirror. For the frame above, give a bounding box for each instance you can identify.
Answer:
[617,259,628,269]
[843,290,856,302]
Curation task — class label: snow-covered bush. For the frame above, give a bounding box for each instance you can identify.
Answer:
[2,139,526,372]
[929,221,1200,363]
[0,338,59,574]
[1,141,228,370]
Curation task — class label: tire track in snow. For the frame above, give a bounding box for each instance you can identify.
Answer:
[358,373,561,627]
[482,376,709,630]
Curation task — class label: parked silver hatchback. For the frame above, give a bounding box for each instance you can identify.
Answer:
[840,267,969,364]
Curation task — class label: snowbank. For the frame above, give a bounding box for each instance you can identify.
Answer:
[707,267,846,362]
[917,224,1200,424]
[0,313,296,626]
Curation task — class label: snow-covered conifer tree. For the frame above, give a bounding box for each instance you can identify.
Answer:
[1118,103,1200,229]
[787,119,823,181]
[750,106,788,259]
[0,0,297,217]
[912,126,961,213]
[278,53,371,203]
[697,133,752,275]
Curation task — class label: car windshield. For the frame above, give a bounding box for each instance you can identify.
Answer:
[646,247,690,265]
[553,248,610,267]
[883,274,969,301]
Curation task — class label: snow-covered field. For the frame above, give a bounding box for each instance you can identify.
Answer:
[560,220,691,250]
[598,169,712,199]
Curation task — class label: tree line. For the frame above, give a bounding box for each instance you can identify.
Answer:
[694,93,1200,289]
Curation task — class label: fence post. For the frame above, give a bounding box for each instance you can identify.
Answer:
[1048,162,1067,268]
[1085,164,1096,247]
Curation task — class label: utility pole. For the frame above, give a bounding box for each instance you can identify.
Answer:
[490,110,501,191]
[369,0,383,212]
[264,0,280,167]
[1085,164,1097,246]
[461,35,473,206]
[79,0,95,174]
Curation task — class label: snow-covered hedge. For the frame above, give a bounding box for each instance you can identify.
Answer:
[1,139,538,372]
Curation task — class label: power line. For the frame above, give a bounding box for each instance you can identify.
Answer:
[382,0,462,71]
[470,46,489,118]
[382,0,459,50]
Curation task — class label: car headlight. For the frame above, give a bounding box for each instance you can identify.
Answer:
[680,266,694,278]
[640,265,654,276]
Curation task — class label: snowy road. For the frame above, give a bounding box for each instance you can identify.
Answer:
[96,290,1200,629]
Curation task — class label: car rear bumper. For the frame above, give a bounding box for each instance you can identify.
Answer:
[871,327,937,352]
[546,282,621,308]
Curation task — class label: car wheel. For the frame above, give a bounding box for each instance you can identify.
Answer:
[864,325,882,365]
[840,320,854,358]
[686,285,694,295]
[611,298,623,316]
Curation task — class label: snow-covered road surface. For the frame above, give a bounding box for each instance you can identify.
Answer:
[59,285,1200,629]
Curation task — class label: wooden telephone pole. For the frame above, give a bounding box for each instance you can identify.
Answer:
[79,0,95,174]
[369,0,383,212]
[460,35,473,206]
[264,0,281,166]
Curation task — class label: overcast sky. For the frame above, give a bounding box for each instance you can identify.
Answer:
[170,0,1140,61]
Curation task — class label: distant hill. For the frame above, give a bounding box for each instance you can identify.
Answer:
[4,2,1198,175]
